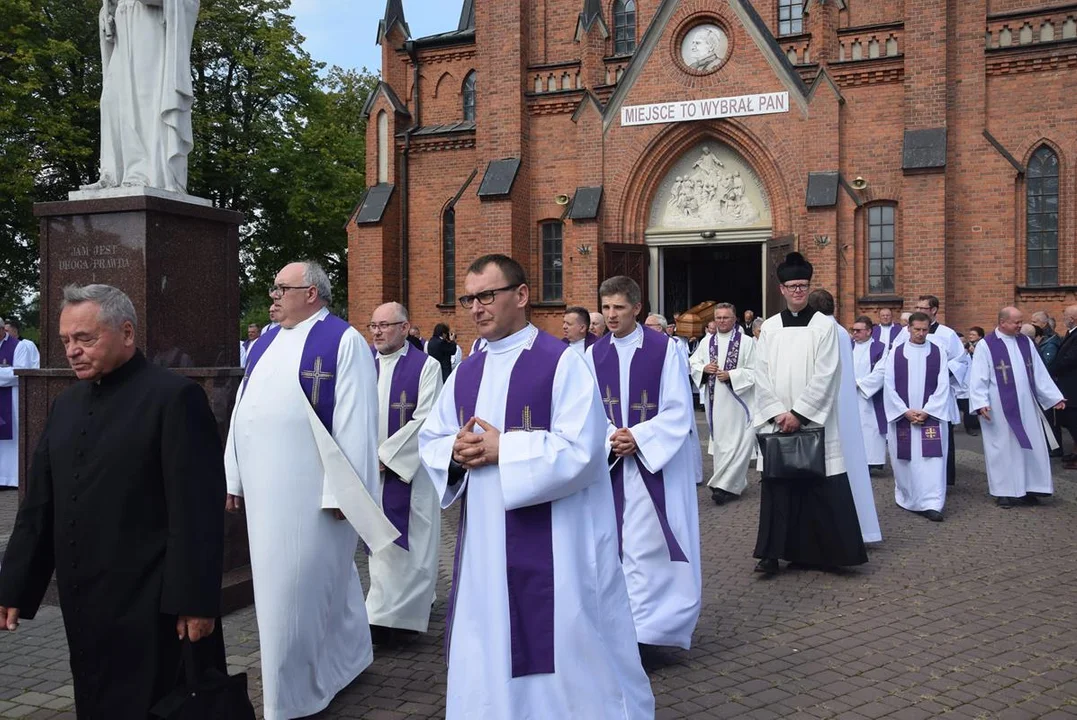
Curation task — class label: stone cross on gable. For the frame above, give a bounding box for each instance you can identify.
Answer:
[631,390,657,422]
[301,356,334,405]
[996,358,1011,385]
[509,406,545,432]
[602,386,620,420]
[391,390,416,427]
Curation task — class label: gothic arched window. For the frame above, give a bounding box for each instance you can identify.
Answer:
[541,221,564,302]
[614,0,637,56]
[443,207,456,303]
[462,72,476,122]
[1026,146,1059,286]
[377,111,388,183]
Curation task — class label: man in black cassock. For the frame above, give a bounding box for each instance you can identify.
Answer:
[0,284,226,719]
[751,253,867,575]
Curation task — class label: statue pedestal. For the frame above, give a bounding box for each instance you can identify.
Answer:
[20,196,254,612]
[34,195,243,367]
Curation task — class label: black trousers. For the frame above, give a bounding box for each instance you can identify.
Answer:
[946,422,956,486]
[957,398,980,432]
[1052,407,1077,454]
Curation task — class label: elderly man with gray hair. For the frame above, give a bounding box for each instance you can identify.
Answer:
[0,283,227,718]
[226,260,397,719]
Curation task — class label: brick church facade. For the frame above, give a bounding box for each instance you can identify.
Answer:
[349,0,1077,347]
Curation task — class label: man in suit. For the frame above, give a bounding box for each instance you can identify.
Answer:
[1050,304,1077,469]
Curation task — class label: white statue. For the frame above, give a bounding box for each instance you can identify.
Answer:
[81,0,200,195]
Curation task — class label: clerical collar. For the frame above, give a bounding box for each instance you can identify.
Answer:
[97,349,146,387]
[487,324,537,354]
[716,328,735,338]
[780,306,816,327]
[282,307,329,332]
[906,341,930,350]
[611,324,643,348]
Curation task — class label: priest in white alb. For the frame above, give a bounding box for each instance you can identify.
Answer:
[896,295,969,486]
[562,306,598,355]
[883,313,953,521]
[690,302,756,505]
[366,302,443,647]
[0,319,41,488]
[969,307,1065,508]
[589,277,701,650]
[225,261,398,720]
[418,255,654,720]
[808,291,882,544]
[851,316,889,468]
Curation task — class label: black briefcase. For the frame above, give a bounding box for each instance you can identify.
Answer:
[756,426,827,480]
[150,639,256,720]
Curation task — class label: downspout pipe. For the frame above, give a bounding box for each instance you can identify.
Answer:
[401,40,421,304]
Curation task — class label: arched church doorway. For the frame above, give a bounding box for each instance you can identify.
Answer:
[644,141,772,323]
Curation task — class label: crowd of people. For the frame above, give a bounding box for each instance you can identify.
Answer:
[0,251,1072,719]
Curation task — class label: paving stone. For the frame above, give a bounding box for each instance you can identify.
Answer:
[0,420,1075,719]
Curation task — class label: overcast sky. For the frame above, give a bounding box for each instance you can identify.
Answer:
[289,0,463,75]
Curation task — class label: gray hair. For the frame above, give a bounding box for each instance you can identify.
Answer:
[646,313,668,330]
[713,302,737,316]
[61,284,137,329]
[751,317,764,331]
[302,261,333,306]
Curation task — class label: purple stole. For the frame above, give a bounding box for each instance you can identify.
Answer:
[893,342,943,461]
[982,332,1037,450]
[855,339,889,436]
[374,345,427,550]
[706,329,749,434]
[470,338,486,355]
[0,336,16,440]
[872,324,900,348]
[592,327,689,564]
[447,330,564,678]
[242,313,351,433]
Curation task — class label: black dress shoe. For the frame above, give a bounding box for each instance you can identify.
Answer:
[1026,491,1051,498]
[996,497,1016,508]
[920,509,944,522]
[711,488,737,505]
[754,558,779,575]
[369,624,392,646]
[1020,495,1040,505]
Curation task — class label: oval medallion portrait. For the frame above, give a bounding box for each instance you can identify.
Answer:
[680,24,728,73]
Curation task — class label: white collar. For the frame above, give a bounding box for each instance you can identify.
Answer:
[487,324,537,354]
[612,324,644,348]
[282,306,329,332]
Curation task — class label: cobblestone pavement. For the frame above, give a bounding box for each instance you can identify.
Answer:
[0,418,1075,719]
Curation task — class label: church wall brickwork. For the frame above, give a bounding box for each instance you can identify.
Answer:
[351,0,1077,348]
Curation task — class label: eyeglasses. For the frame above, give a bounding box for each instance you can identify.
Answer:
[458,283,522,309]
[268,284,311,298]
[782,283,810,293]
[367,321,406,332]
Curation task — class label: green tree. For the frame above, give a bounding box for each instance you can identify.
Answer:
[0,0,377,329]
[0,0,101,326]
